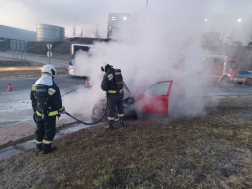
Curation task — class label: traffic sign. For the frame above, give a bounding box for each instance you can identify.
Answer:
[47,51,52,57]
[47,44,52,50]
[11,40,17,51]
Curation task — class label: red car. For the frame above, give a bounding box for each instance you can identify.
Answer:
[135,80,185,116]
[92,80,186,120]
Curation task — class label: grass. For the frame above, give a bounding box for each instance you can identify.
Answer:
[0,96,252,188]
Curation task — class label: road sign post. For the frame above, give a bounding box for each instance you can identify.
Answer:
[47,44,52,64]
[47,51,52,64]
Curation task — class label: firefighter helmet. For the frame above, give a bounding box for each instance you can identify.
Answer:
[41,65,57,76]
[101,62,113,72]
[101,62,108,72]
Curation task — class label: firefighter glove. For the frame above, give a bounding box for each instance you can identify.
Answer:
[59,106,66,114]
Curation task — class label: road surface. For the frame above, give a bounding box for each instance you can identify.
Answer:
[0,74,251,126]
[0,75,87,127]
[0,51,68,68]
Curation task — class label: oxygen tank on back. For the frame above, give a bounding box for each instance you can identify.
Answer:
[114,69,123,90]
[36,85,48,119]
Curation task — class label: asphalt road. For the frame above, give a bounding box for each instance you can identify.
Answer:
[0,51,69,68]
[0,74,85,93]
[1,73,251,93]
[0,75,87,127]
[0,74,251,127]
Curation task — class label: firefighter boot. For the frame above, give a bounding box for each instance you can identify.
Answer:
[120,119,125,127]
[105,124,114,130]
[43,143,57,154]
[36,144,43,152]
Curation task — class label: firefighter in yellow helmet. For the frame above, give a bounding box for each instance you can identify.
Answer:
[30,65,65,154]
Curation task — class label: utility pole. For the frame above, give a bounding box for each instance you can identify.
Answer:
[146,0,148,6]
[47,44,52,64]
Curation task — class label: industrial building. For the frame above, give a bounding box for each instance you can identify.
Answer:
[0,24,65,42]
[107,13,131,38]
[0,25,36,41]
[36,24,65,41]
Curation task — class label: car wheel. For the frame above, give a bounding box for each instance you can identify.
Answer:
[219,77,229,87]
[245,78,252,85]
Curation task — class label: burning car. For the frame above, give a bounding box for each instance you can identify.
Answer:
[92,80,186,121]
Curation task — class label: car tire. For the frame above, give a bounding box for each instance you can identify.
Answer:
[127,110,138,119]
[219,77,230,87]
[245,78,252,85]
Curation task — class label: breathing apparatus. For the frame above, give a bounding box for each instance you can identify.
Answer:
[101,62,124,92]
[34,65,58,120]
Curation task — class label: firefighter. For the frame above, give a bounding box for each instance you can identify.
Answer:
[101,62,124,130]
[30,65,65,154]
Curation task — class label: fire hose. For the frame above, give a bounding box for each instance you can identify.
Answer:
[61,89,108,125]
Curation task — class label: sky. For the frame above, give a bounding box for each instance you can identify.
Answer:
[0,0,252,38]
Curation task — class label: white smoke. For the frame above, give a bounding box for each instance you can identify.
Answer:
[63,1,220,118]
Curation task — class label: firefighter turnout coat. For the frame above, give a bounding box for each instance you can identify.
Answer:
[101,68,124,125]
[30,74,64,145]
[30,75,64,117]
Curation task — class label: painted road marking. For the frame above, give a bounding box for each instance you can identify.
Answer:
[0,67,42,71]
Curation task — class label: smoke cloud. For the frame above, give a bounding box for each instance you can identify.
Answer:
[63,1,222,118]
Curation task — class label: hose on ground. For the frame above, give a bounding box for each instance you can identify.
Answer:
[61,88,108,125]
[61,89,78,97]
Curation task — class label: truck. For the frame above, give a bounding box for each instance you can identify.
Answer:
[197,54,238,85]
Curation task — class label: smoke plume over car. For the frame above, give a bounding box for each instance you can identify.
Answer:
[63,1,220,118]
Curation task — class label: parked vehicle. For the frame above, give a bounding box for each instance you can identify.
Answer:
[171,54,238,86]
[68,44,92,76]
[234,69,252,84]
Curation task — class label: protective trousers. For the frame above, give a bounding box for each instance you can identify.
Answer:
[35,115,56,146]
[107,93,124,126]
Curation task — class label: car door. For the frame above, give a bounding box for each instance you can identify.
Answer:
[137,81,173,115]
[235,71,241,82]
[237,71,249,83]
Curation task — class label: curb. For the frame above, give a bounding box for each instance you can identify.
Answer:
[0,117,77,150]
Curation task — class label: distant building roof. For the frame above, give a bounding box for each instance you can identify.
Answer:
[0,25,36,41]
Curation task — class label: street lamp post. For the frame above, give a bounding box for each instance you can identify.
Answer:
[204,18,215,46]
[231,18,242,45]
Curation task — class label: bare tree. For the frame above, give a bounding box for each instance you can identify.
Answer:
[80,28,83,37]
[72,23,76,37]
[93,26,101,39]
